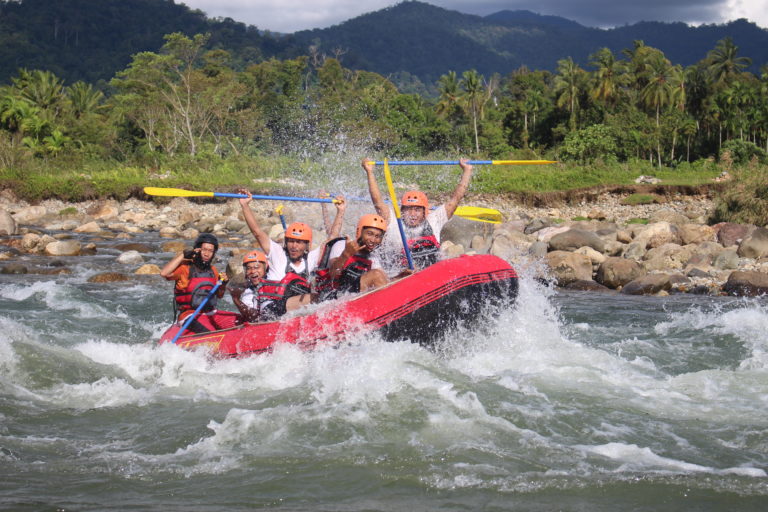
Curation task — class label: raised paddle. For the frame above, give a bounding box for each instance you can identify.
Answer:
[171,278,224,344]
[275,205,287,229]
[143,187,338,204]
[365,160,557,166]
[383,159,414,270]
[329,195,502,224]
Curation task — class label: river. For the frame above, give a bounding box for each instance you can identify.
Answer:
[1,229,767,511]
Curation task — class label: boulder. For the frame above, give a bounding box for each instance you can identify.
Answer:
[616,229,633,244]
[135,264,161,275]
[548,229,606,253]
[595,257,646,289]
[536,225,570,243]
[44,240,81,256]
[634,222,681,249]
[678,224,716,245]
[442,242,465,259]
[722,271,768,296]
[528,241,548,259]
[642,243,693,271]
[545,251,593,286]
[74,221,102,233]
[159,227,180,238]
[621,274,673,295]
[441,216,494,249]
[524,218,551,235]
[714,222,755,248]
[116,250,144,264]
[1,263,28,274]
[713,249,739,270]
[0,209,17,235]
[649,208,689,226]
[115,243,153,253]
[622,241,647,261]
[87,272,130,283]
[602,240,625,257]
[86,201,119,220]
[20,233,41,252]
[12,205,47,225]
[469,235,490,253]
[737,227,768,259]
[574,246,606,265]
[564,280,612,292]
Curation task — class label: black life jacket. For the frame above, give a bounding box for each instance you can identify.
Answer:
[403,221,440,268]
[337,252,373,289]
[174,264,218,314]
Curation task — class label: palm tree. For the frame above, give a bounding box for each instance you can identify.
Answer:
[590,47,626,107]
[707,37,751,86]
[435,71,461,117]
[640,54,674,165]
[460,69,484,154]
[66,81,105,118]
[553,57,585,130]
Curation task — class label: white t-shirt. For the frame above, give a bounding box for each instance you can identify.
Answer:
[266,239,345,281]
[378,205,448,271]
[240,286,272,312]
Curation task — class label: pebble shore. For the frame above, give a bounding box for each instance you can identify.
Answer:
[2,188,768,296]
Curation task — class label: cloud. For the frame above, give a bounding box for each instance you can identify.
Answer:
[179,0,765,33]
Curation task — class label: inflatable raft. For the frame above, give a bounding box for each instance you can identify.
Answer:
[158,254,518,356]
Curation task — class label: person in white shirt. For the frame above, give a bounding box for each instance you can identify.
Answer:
[361,158,474,270]
[238,189,346,313]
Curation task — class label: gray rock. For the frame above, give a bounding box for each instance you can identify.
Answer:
[595,257,646,289]
[643,243,693,271]
[1,263,28,274]
[548,229,606,253]
[116,250,144,264]
[115,243,153,253]
[0,209,17,235]
[528,241,548,259]
[623,241,647,261]
[621,274,673,295]
[564,280,611,292]
[737,227,768,259]
[440,215,494,249]
[524,218,551,235]
[649,208,689,226]
[713,249,740,270]
[545,251,593,285]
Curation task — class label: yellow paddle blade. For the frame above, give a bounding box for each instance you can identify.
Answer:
[143,187,215,198]
[383,159,402,218]
[491,160,558,165]
[455,205,502,224]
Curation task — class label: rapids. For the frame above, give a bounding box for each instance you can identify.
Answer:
[1,233,767,510]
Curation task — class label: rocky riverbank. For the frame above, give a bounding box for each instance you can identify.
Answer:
[2,188,768,296]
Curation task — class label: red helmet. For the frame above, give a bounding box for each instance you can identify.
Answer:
[400,190,429,211]
[356,214,388,239]
[285,222,312,243]
[242,250,267,267]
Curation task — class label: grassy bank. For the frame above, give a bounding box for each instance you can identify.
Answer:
[0,154,726,203]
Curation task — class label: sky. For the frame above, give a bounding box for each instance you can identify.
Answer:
[178,0,768,33]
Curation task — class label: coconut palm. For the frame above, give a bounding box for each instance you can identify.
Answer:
[590,47,626,107]
[460,69,484,154]
[707,37,751,86]
[553,57,586,129]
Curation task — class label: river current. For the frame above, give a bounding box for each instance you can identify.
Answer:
[1,230,767,511]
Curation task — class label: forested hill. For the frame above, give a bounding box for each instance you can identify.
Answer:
[293,1,768,84]
[0,0,294,85]
[1,0,767,88]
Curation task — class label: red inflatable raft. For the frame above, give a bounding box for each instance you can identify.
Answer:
[158,254,518,356]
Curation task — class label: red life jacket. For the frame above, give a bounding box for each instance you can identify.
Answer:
[174,264,218,313]
[402,222,441,268]
[311,237,346,296]
[257,272,311,303]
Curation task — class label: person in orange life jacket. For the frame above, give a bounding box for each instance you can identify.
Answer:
[229,250,285,323]
[160,233,231,334]
[362,158,474,270]
[326,214,389,294]
[237,189,347,312]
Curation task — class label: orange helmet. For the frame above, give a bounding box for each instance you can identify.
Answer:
[242,250,267,267]
[285,222,312,243]
[356,214,388,239]
[401,190,429,211]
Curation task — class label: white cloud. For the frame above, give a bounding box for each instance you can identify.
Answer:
[179,0,766,32]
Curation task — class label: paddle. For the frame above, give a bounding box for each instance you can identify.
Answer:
[383,159,414,270]
[366,160,557,166]
[275,205,287,229]
[143,187,337,204]
[330,195,502,224]
[171,278,224,344]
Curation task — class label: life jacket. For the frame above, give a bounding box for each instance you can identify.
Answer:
[311,237,346,297]
[337,252,373,289]
[174,264,218,314]
[403,222,440,268]
[255,253,312,304]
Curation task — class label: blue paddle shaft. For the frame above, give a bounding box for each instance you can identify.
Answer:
[171,280,222,344]
[371,160,494,165]
[212,192,335,203]
[396,218,415,270]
